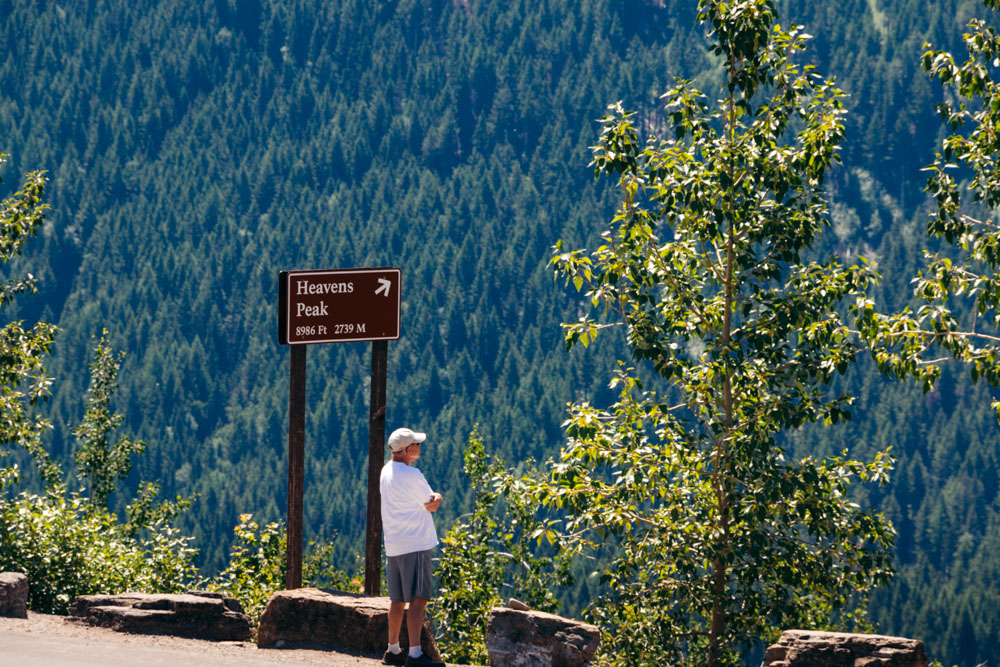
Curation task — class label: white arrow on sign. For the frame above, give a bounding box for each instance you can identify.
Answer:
[375,277,392,297]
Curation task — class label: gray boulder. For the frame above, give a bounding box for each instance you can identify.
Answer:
[68,591,251,641]
[0,572,28,618]
[256,588,440,661]
[764,630,929,667]
[486,607,600,667]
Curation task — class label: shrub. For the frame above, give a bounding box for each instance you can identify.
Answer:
[433,429,568,664]
[0,490,196,614]
[0,334,198,614]
[209,513,362,626]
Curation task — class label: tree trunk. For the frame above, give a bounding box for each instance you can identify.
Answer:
[707,53,741,667]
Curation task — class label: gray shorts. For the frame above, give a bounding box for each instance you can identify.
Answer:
[386,550,433,603]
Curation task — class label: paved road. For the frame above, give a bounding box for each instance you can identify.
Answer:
[0,629,283,666]
[0,614,386,667]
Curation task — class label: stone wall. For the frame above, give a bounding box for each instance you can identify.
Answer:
[764,630,929,667]
[256,588,441,661]
[486,604,600,667]
[0,572,28,618]
[68,591,252,641]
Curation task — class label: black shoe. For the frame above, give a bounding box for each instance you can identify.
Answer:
[382,649,407,666]
[404,653,445,667]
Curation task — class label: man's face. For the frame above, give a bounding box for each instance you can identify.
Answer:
[404,441,421,464]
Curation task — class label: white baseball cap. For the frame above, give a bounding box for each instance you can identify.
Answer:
[388,427,426,453]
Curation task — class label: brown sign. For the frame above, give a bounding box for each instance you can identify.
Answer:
[278,267,401,345]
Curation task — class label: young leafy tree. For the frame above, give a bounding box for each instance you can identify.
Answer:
[895,0,1000,402]
[0,155,59,490]
[74,333,146,507]
[72,334,193,537]
[539,1,895,663]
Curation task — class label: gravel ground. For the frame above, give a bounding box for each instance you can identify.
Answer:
[0,612,410,666]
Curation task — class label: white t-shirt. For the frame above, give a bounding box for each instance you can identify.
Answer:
[379,460,439,557]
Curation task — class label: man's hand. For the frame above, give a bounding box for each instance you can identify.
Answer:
[425,492,442,512]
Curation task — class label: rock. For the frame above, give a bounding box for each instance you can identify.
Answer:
[763,630,929,667]
[184,589,246,615]
[0,572,28,618]
[68,591,252,641]
[508,598,531,611]
[486,607,600,667]
[256,588,441,661]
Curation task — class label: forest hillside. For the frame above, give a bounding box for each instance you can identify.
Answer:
[1,0,998,663]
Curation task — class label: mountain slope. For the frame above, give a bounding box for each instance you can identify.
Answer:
[1,0,996,662]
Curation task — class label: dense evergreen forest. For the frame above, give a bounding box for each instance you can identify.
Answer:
[1,0,998,662]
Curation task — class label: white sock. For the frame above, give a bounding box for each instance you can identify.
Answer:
[387,642,401,654]
[409,646,423,658]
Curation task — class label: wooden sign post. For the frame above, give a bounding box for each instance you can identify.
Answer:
[365,339,388,595]
[286,345,306,589]
[278,267,401,593]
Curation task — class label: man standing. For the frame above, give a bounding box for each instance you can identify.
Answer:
[380,427,444,667]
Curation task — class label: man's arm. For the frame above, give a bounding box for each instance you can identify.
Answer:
[424,492,442,512]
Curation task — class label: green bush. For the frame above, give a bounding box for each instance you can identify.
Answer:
[209,513,362,626]
[433,429,568,664]
[209,513,285,624]
[0,491,196,614]
[0,333,198,615]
